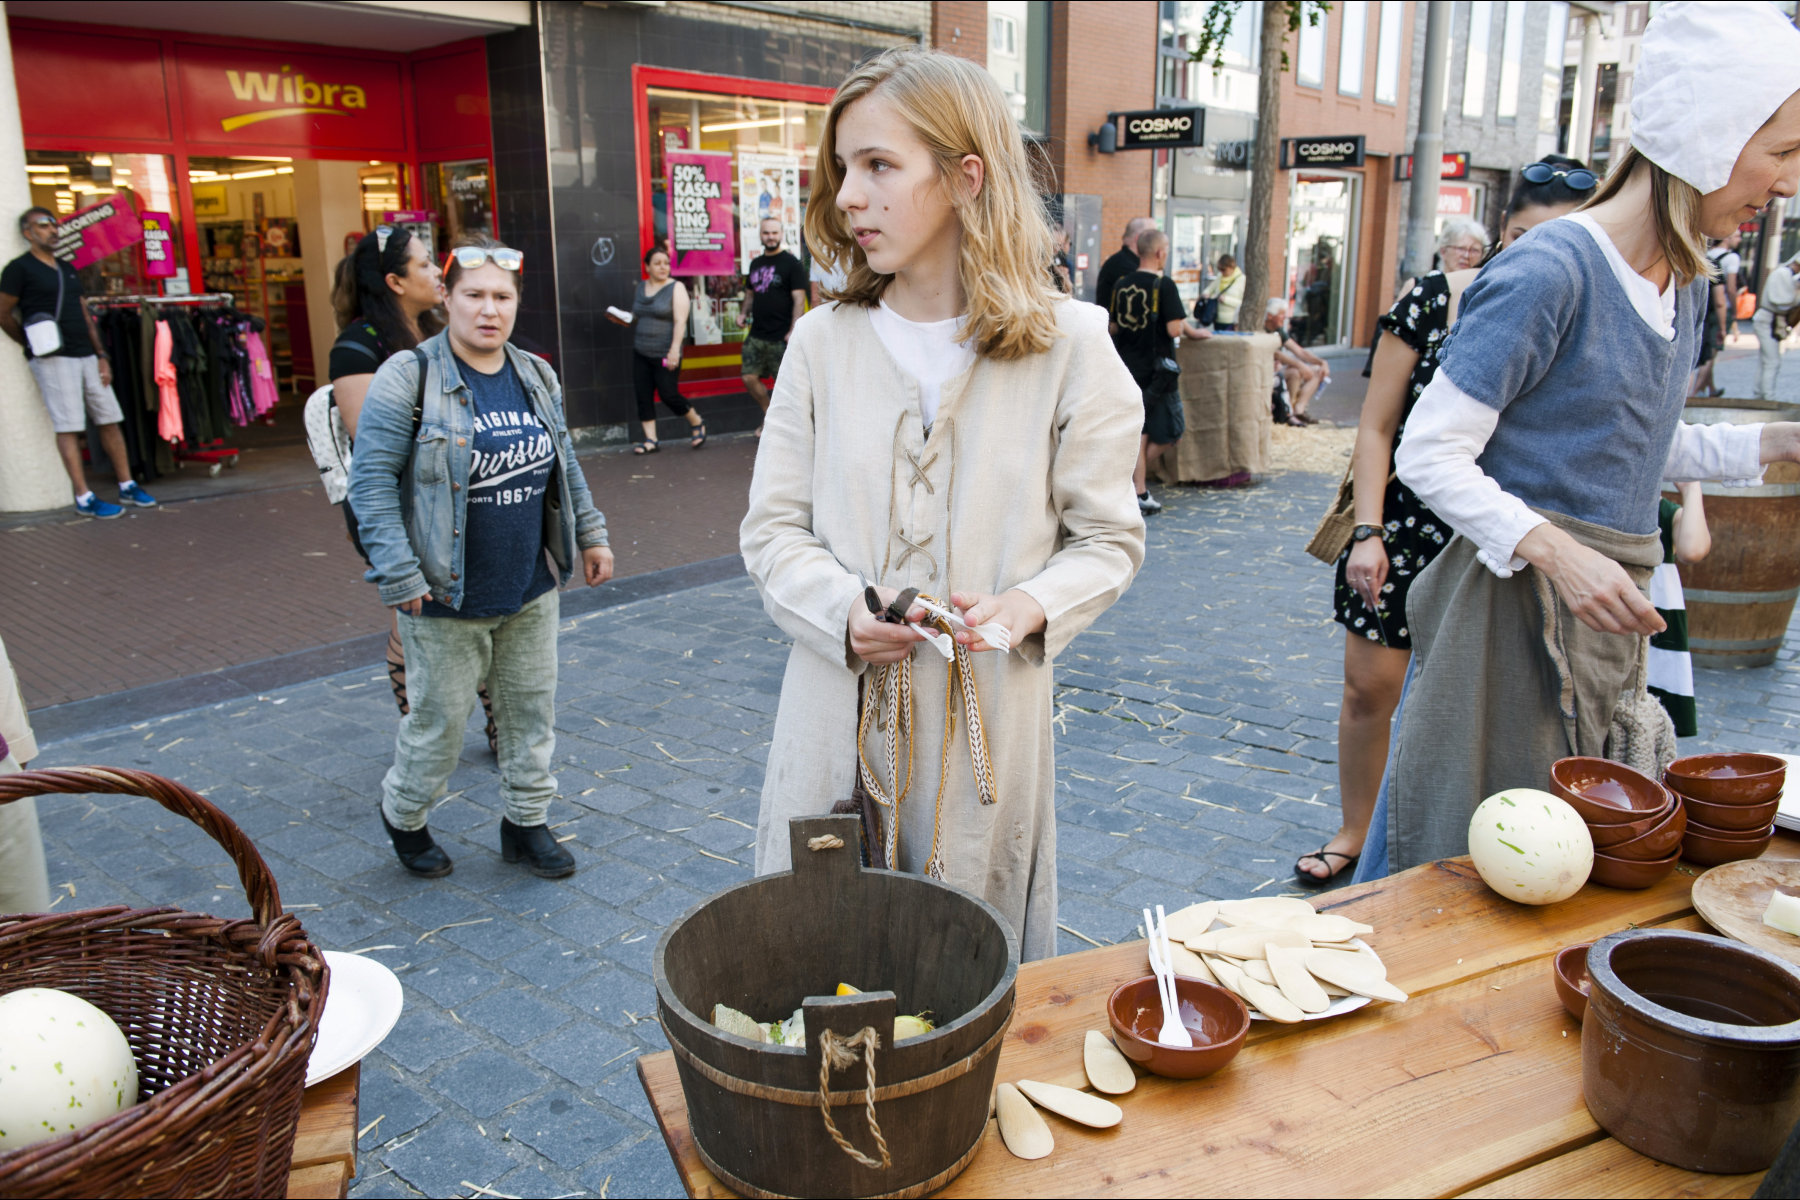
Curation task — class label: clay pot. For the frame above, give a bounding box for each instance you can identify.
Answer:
[1108,974,1249,1080]
[1600,802,1688,861]
[1588,804,1677,848]
[1550,757,1670,824]
[1672,787,1782,833]
[1584,929,1800,1173]
[1682,824,1776,867]
[1553,942,1592,1023]
[1665,753,1786,805]
[1588,847,1680,889]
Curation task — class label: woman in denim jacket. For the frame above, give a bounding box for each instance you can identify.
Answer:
[348,234,612,880]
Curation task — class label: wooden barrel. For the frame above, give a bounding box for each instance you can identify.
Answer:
[1674,401,1800,668]
[653,815,1018,1199]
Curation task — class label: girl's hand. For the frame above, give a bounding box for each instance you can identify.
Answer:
[1518,525,1665,636]
[949,590,1046,652]
[582,545,614,587]
[848,586,926,664]
[1345,535,1390,611]
[664,352,681,371]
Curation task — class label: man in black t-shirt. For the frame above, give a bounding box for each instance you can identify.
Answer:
[740,218,808,434]
[1095,216,1154,337]
[1109,227,1211,515]
[0,207,154,517]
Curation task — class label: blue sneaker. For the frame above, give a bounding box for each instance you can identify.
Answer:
[74,493,123,519]
[118,481,158,508]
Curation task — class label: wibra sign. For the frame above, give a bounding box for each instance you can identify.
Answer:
[177,44,405,150]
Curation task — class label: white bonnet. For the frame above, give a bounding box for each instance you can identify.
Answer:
[1630,1,1800,194]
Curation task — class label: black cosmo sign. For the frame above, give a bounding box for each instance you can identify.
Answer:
[1280,135,1366,169]
[1115,107,1203,150]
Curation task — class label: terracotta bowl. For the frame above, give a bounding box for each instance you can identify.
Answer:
[1683,824,1776,867]
[1602,801,1689,861]
[1665,753,1786,806]
[1588,805,1677,848]
[1554,942,1593,1022]
[1687,814,1781,841]
[1108,974,1250,1080]
[1673,788,1782,833]
[1550,757,1671,825]
[1589,846,1681,890]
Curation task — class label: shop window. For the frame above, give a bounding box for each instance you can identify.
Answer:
[1296,11,1326,88]
[424,159,495,250]
[643,84,830,393]
[1497,1,1526,121]
[986,1,1049,134]
[1463,1,1494,119]
[1285,172,1359,348]
[25,151,183,297]
[1337,3,1366,97]
[1374,1,1403,105]
[1540,2,1570,141]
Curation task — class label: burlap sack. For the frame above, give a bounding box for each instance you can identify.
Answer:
[1160,332,1277,484]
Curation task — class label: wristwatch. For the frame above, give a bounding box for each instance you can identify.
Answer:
[1351,523,1384,542]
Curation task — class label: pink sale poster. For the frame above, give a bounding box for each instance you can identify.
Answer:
[664,150,735,276]
[140,212,176,278]
[56,193,144,269]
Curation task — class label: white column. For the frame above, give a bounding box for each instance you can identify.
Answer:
[0,16,71,513]
[1569,12,1601,165]
[292,159,368,384]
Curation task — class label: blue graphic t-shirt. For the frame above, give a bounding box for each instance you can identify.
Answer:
[421,354,558,619]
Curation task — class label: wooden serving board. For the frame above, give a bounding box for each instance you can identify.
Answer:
[1691,858,1800,966]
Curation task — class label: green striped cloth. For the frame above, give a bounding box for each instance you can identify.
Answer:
[1647,497,1697,738]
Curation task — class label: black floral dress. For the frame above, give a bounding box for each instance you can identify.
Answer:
[1332,271,1456,650]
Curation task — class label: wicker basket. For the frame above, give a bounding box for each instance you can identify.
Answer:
[0,767,328,1199]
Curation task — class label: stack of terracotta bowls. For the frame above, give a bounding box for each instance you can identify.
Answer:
[1550,757,1684,889]
[1664,753,1784,866]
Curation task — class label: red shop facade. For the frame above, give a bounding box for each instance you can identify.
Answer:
[8,16,494,395]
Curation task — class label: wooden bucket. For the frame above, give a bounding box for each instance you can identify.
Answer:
[653,815,1018,1199]
[1675,401,1800,668]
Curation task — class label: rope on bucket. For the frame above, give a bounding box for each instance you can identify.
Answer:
[816,1026,891,1171]
[807,834,845,852]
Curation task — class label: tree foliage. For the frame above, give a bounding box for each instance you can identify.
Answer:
[1185,1,1332,74]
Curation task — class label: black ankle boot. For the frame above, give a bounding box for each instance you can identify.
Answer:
[501,818,576,878]
[381,810,453,877]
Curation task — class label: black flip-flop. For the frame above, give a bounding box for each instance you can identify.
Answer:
[633,439,660,455]
[690,420,707,449]
[1294,848,1358,887]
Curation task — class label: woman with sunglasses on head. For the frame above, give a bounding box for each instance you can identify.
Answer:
[349,233,614,880]
[1360,1,1800,879]
[620,245,705,453]
[1305,156,1594,886]
[740,47,1145,960]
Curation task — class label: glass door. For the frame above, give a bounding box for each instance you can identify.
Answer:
[1286,171,1361,347]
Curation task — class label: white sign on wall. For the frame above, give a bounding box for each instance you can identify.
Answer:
[737,152,802,273]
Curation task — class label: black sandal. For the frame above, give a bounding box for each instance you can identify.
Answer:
[689,420,707,449]
[1295,847,1359,887]
[633,439,660,455]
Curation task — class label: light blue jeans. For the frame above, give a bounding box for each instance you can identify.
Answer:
[380,588,560,831]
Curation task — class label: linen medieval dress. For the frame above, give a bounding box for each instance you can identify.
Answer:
[741,299,1146,961]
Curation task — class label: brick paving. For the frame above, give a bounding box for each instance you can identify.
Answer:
[23,455,1800,1199]
[1,436,758,710]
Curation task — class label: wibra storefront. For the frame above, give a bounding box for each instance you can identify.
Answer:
[7,15,495,401]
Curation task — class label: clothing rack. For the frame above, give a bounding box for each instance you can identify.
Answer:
[90,293,236,307]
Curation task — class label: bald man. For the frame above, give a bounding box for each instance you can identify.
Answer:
[1096,216,1155,335]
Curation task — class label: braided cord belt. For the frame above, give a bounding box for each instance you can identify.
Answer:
[856,594,998,879]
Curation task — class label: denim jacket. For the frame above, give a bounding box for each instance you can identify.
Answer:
[346,332,608,610]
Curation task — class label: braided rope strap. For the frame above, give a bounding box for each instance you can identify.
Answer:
[816,1026,892,1171]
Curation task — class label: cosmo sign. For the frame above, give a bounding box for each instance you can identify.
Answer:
[1114,108,1204,150]
[1281,136,1367,169]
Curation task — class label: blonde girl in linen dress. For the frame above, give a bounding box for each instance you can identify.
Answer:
[740,47,1146,961]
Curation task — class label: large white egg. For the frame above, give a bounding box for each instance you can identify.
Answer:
[0,987,140,1150]
[1468,788,1594,905]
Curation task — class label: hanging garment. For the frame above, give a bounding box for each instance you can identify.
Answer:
[245,329,280,418]
[153,318,183,444]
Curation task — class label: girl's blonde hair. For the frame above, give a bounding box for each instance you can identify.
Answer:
[805,46,1061,361]
[1582,147,1714,286]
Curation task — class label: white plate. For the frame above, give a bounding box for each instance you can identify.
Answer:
[306,950,405,1087]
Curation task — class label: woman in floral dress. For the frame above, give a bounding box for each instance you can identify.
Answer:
[1300,158,1592,885]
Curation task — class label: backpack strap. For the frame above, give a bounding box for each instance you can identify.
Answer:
[331,337,382,366]
[411,348,427,439]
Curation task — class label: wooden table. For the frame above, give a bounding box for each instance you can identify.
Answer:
[639,839,1800,1197]
[287,1063,359,1200]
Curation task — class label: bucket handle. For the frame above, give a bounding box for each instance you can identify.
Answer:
[817,1026,892,1172]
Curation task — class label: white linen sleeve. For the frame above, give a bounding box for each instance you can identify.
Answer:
[1662,421,1765,487]
[1393,370,1548,578]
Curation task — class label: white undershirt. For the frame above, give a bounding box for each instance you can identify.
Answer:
[1395,215,1765,578]
[868,299,975,429]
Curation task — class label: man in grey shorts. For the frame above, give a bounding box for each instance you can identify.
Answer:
[0,206,156,518]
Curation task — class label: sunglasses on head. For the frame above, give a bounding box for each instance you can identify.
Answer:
[447,246,523,272]
[1521,162,1598,191]
[374,223,397,253]
[26,217,55,229]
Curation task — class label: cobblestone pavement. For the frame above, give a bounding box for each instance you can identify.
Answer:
[24,459,1800,1198]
